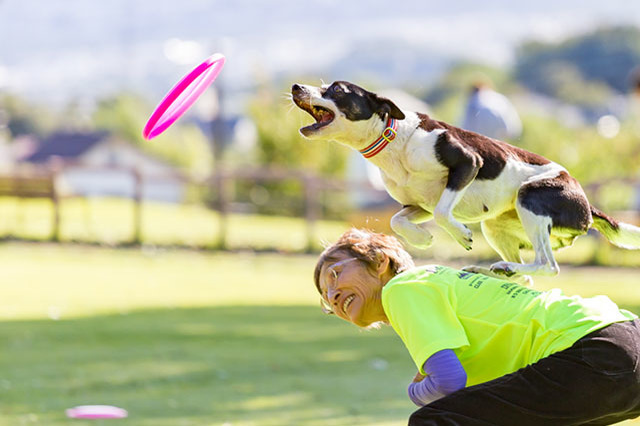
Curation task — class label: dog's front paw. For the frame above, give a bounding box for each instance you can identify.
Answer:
[451,224,473,251]
[461,265,490,275]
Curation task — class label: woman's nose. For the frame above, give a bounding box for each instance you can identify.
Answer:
[327,288,341,305]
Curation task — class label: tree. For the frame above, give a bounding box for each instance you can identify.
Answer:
[0,94,55,137]
[92,93,212,174]
[248,85,347,176]
[515,26,640,99]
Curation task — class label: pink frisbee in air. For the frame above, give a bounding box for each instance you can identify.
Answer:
[66,405,128,419]
[143,53,226,140]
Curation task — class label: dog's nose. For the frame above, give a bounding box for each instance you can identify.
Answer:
[292,83,302,93]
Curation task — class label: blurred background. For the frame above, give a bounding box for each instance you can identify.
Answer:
[1,1,639,425]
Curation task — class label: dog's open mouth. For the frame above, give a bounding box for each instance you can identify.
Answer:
[296,102,335,134]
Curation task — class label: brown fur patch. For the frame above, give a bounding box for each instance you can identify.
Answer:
[590,205,620,230]
[417,113,550,180]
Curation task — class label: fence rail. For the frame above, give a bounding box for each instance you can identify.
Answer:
[0,166,364,251]
[0,167,637,251]
[0,170,60,241]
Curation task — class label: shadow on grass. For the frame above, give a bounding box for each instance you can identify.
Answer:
[4,304,639,426]
[0,306,418,426]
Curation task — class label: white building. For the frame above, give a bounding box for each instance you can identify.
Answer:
[22,131,185,202]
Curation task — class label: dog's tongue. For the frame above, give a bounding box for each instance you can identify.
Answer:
[318,110,333,123]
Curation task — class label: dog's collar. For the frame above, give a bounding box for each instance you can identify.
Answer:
[359,116,398,159]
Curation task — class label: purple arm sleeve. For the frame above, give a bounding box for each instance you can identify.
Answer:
[407,349,467,407]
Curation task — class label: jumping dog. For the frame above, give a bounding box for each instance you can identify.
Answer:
[292,80,640,282]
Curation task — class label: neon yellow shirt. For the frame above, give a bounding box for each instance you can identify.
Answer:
[381,265,637,386]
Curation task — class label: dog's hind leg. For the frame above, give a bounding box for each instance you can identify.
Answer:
[490,171,591,278]
[489,205,559,277]
[463,212,533,286]
[390,205,434,249]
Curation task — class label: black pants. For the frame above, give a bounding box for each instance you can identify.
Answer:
[409,318,640,426]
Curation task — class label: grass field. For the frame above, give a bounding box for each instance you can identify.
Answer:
[0,197,349,252]
[1,242,639,425]
[1,196,639,268]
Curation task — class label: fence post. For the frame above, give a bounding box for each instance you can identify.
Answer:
[50,168,60,242]
[47,161,63,243]
[303,174,320,253]
[132,168,143,245]
[214,170,228,250]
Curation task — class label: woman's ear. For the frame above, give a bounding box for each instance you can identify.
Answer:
[376,253,391,278]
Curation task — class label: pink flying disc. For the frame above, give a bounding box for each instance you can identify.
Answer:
[143,53,226,140]
[66,405,128,419]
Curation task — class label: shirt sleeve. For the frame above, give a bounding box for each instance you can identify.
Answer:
[383,281,469,374]
[408,349,467,406]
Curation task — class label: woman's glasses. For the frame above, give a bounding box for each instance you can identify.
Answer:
[319,257,358,314]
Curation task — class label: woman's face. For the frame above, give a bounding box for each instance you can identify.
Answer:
[317,252,389,327]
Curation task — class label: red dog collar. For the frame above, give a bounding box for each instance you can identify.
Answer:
[359,117,398,158]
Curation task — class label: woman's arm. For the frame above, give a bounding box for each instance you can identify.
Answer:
[407,349,467,406]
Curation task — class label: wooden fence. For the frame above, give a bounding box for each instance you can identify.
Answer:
[0,170,61,241]
[0,166,350,251]
[207,166,346,251]
[0,167,637,251]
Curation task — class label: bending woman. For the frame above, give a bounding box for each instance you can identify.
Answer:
[314,228,640,425]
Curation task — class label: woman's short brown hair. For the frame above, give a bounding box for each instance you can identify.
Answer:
[313,228,415,292]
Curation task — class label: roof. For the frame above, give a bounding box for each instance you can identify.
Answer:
[24,130,110,163]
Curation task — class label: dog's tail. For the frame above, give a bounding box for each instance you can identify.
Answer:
[590,205,640,249]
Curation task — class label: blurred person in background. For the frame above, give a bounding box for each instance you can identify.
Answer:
[461,81,522,141]
[626,66,640,211]
[629,66,640,120]
[314,228,640,425]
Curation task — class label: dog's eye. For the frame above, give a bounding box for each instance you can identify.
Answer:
[333,85,343,93]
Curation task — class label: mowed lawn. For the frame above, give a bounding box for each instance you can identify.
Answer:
[1,243,639,425]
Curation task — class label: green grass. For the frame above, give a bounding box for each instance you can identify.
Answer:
[0,197,348,252]
[1,243,639,425]
[2,307,417,426]
[2,197,639,269]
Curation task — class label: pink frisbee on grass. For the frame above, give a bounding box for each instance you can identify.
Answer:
[143,53,226,140]
[66,405,128,419]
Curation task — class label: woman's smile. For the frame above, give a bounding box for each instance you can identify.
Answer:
[342,294,356,314]
[318,251,391,327]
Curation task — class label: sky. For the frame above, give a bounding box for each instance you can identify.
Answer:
[1,0,639,110]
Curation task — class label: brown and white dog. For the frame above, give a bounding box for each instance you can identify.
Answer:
[292,80,640,282]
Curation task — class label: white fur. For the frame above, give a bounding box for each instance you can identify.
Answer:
[602,222,640,250]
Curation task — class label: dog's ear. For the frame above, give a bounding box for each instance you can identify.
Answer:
[373,95,405,120]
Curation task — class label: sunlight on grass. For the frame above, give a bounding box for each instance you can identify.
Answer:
[0,197,348,251]
[2,196,639,267]
[317,350,363,363]
[533,265,640,303]
[234,393,310,411]
[1,242,638,322]
[0,243,639,425]
[0,243,320,320]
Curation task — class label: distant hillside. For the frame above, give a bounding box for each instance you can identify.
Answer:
[514,26,640,100]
